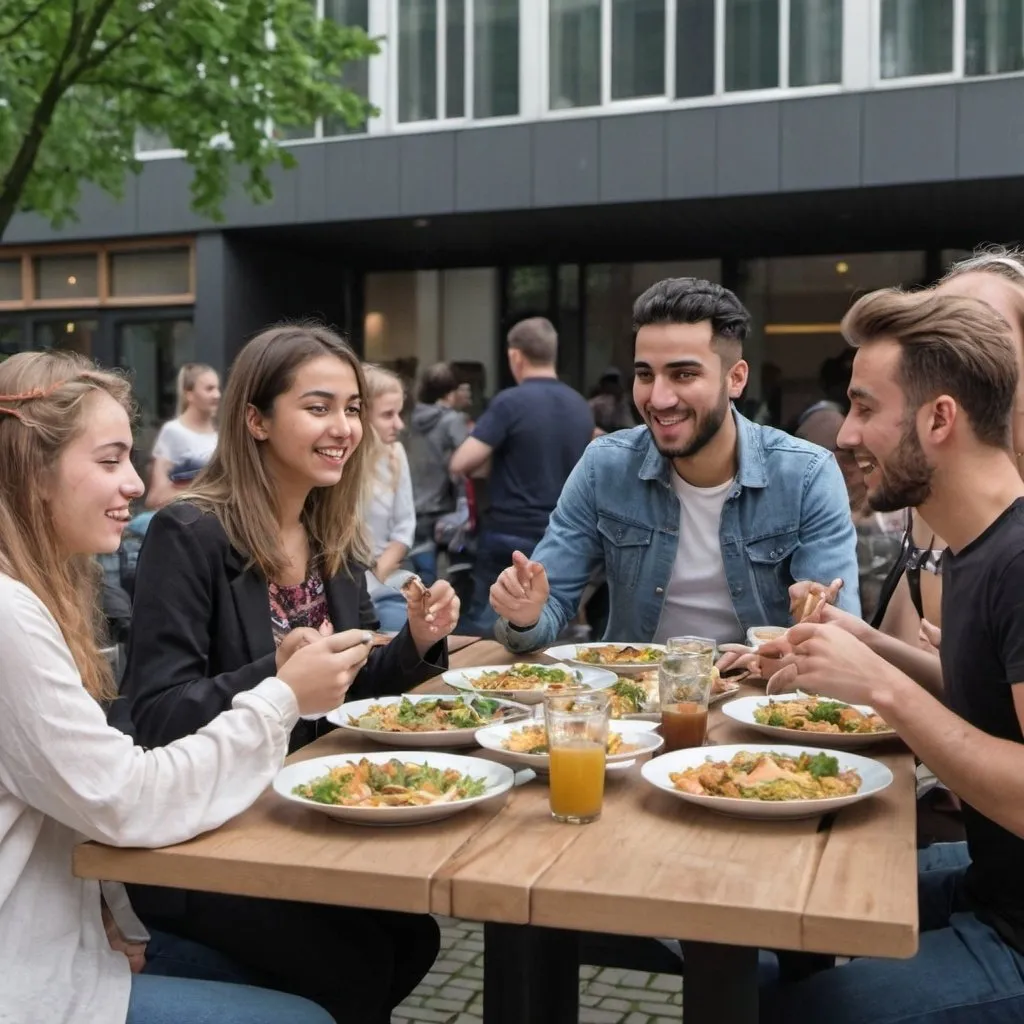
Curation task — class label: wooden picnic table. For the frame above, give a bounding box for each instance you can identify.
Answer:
[75,636,918,1024]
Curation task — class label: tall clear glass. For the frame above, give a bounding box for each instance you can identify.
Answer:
[544,691,610,824]
[658,649,713,752]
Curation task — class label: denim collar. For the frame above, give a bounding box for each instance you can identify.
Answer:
[637,408,768,490]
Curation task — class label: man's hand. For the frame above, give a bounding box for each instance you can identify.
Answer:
[761,622,897,706]
[490,550,550,628]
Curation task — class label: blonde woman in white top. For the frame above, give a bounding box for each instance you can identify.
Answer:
[0,350,373,1024]
[362,364,416,631]
[146,362,221,509]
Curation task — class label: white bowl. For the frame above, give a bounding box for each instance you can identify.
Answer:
[641,743,893,820]
[274,751,515,826]
[443,662,618,705]
[326,693,532,748]
[545,642,668,677]
[721,694,898,750]
[475,719,663,774]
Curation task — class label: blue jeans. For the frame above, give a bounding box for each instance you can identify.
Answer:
[409,546,438,587]
[761,843,1024,1024]
[464,531,538,637]
[129,930,334,1024]
[372,590,408,633]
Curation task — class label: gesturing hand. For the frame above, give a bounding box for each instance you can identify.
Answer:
[406,578,461,655]
[489,550,550,629]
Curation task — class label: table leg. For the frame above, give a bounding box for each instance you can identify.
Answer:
[482,922,579,1024]
[681,941,758,1024]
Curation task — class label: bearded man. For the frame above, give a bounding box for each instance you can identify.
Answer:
[489,276,859,651]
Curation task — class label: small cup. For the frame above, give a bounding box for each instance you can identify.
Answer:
[543,691,610,825]
[658,649,713,752]
[746,626,787,649]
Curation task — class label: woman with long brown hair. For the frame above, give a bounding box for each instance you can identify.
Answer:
[122,323,457,1023]
[0,350,368,1024]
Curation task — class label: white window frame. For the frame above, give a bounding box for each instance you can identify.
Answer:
[540,0,846,120]
[869,0,963,88]
[385,0,526,134]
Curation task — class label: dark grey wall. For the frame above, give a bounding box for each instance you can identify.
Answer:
[5,78,1024,245]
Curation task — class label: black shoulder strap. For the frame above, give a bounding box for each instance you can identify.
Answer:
[869,509,914,629]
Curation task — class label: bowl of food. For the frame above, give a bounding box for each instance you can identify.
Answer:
[274,751,515,825]
[721,694,897,749]
[641,743,893,820]
[442,662,617,705]
[544,642,668,677]
[327,693,531,748]
[475,718,663,773]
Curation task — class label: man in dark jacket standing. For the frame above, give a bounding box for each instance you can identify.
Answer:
[406,363,470,584]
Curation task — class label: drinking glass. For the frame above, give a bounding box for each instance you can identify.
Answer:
[658,649,713,752]
[666,635,717,671]
[543,691,610,824]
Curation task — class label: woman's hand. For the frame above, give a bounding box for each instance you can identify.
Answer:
[275,621,332,673]
[102,901,147,974]
[405,579,460,656]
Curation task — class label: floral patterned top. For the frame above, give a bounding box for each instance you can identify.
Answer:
[268,567,334,647]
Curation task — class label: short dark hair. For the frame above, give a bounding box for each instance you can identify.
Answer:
[632,278,751,366]
[417,362,458,404]
[841,289,1017,449]
[508,317,558,366]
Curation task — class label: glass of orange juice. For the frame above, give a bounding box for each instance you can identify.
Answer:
[543,691,610,824]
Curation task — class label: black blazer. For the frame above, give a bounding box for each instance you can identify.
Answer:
[121,501,447,752]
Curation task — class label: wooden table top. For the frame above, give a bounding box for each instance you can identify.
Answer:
[75,638,919,958]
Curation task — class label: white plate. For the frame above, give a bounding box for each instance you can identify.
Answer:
[641,743,893,820]
[326,693,532,748]
[274,751,515,826]
[721,694,898,750]
[545,642,668,677]
[475,719,663,774]
[443,662,618,705]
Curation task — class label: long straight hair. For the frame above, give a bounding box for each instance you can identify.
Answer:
[187,323,372,580]
[363,363,404,494]
[0,351,132,701]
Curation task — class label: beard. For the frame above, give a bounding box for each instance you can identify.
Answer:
[649,381,730,460]
[866,420,934,513]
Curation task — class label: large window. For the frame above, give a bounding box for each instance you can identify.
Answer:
[0,261,20,303]
[116,319,196,429]
[878,0,1024,80]
[550,0,842,110]
[34,319,99,358]
[396,0,520,123]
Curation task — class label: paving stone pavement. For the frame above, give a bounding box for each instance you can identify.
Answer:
[391,917,682,1024]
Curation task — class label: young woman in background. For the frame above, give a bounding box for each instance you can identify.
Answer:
[362,364,415,631]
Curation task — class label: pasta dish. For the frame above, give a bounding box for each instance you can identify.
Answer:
[752,698,891,735]
[293,758,488,807]
[577,644,664,665]
[347,696,517,732]
[670,751,862,801]
[467,664,580,692]
[501,724,637,756]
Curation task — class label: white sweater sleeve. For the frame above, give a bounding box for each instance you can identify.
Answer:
[0,578,299,849]
[391,442,416,548]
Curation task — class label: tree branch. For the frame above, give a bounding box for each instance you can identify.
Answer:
[66,0,182,83]
[0,0,55,44]
[76,77,184,101]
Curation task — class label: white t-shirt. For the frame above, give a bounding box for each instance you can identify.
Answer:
[0,573,299,1024]
[653,471,743,645]
[151,418,218,467]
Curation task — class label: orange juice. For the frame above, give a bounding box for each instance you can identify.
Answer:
[548,741,606,822]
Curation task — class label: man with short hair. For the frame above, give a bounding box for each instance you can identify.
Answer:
[406,362,470,584]
[760,289,1024,1023]
[490,277,860,650]
[450,316,594,636]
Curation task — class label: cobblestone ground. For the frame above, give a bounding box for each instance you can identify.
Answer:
[392,916,683,1024]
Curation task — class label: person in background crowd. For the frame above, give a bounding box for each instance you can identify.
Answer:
[362,364,415,632]
[146,362,220,509]
[490,278,860,652]
[406,362,470,584]
[588,367,636,435]
[794,381,903,623]
[450,317,594,636]
[0,350,359,1024]
[121,324,456,1024]
[759,288,1024,1024]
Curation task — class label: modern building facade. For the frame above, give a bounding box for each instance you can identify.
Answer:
[2,0,1023,432]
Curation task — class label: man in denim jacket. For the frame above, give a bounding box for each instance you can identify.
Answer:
[491,277,860,651]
